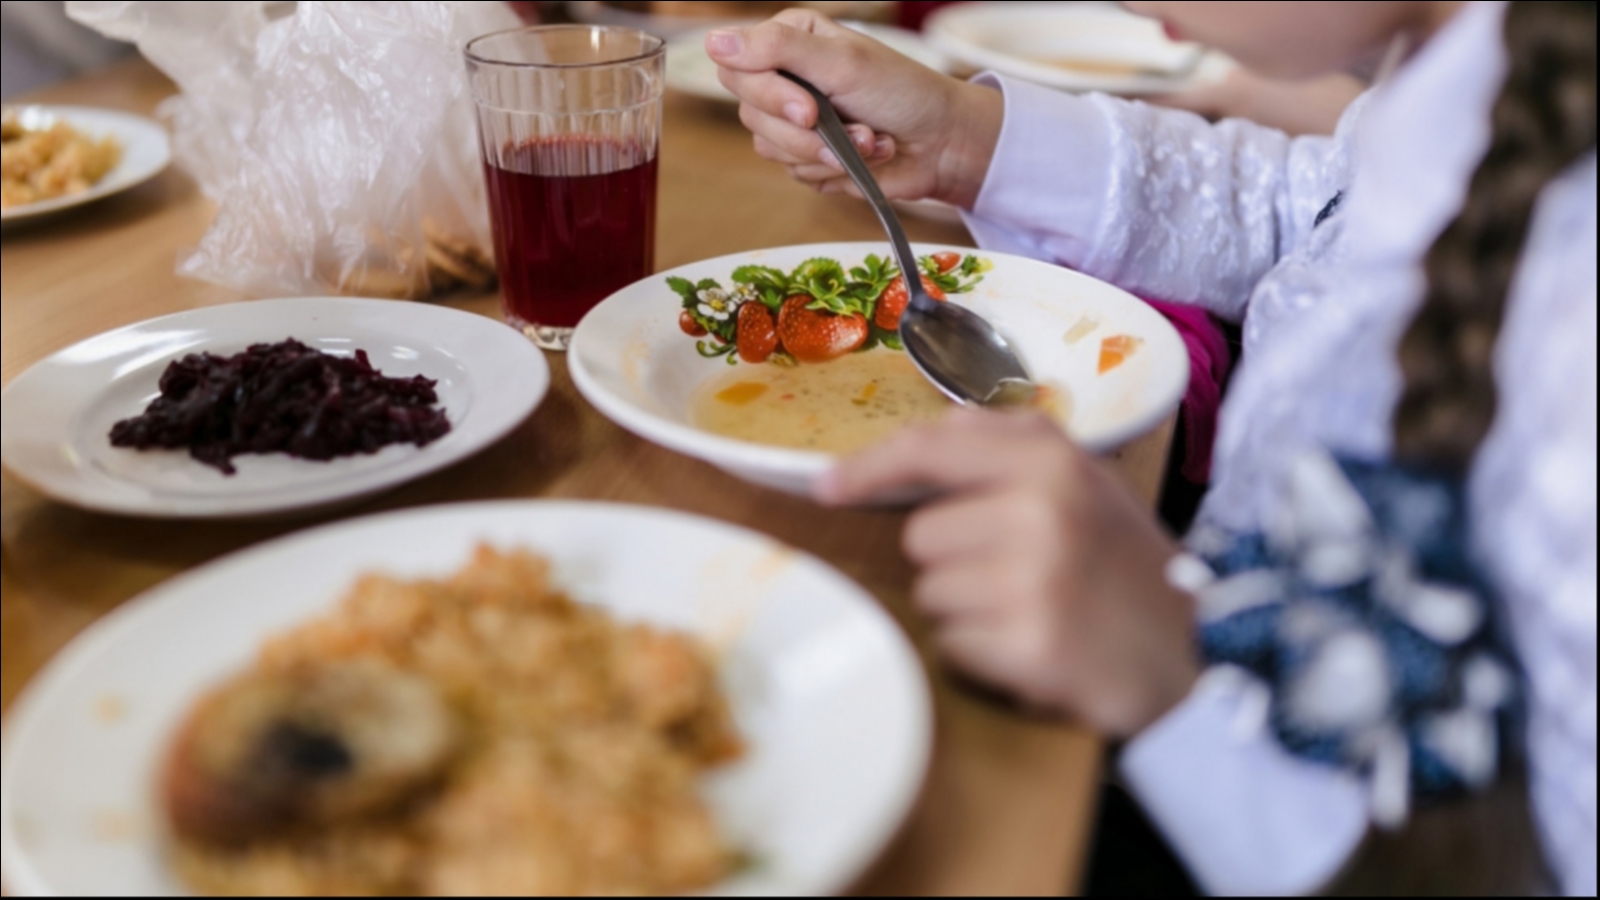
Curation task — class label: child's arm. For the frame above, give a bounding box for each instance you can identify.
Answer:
[709,10,1349,323]
[961,79,1347,322]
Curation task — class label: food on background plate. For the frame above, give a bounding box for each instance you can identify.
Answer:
[326,219,497,301]
[109,339,451,476]
[1,107,122,209]
[163,546,744,897]
[422,219,497,296]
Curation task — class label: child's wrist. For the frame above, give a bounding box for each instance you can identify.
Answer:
[938,80,1004,210]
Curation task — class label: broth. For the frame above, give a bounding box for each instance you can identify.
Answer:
[691,352,952,454]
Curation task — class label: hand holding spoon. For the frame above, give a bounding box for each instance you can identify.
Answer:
[779,71,1036,408]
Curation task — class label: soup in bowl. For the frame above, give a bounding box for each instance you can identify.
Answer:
[570,243,1189,497]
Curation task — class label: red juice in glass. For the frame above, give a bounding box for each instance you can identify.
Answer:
[484,139,659,333]
[467,25,666,349]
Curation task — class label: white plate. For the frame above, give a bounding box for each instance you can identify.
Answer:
[926,2,1234,96]
[0,298,549,519]
[0,501,933,897]
[568,0,740,38]
[667,22,948,103]
[1,106,172,226]
[570,242,1189,497]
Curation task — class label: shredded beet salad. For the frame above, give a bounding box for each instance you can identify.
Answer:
[109,339,452,475]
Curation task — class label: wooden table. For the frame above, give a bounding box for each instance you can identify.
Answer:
[1,59,1175,896]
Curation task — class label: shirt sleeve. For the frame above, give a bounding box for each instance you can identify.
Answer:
[1482,158,1599,897]
[1119,668,1371,897]
[961,75,1346,322]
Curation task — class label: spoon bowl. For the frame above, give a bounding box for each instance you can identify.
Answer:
[779,72,1036,407]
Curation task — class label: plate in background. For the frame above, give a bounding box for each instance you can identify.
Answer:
[926,2,1234,95]
[0,501,934,896]
[1,106,172,226]
[0,298,549,518]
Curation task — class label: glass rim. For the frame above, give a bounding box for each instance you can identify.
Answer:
[465,24,667,71]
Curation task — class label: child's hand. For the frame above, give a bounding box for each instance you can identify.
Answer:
[706,9,1003,209]
[818,409,1202,738]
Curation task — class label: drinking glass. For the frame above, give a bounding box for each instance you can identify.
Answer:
[467,26,665,350]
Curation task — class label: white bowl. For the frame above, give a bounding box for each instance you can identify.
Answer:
[0,501,933,896]
[571,243,1189,497]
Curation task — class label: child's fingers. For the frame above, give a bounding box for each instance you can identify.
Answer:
[741,104,828,162]
[929,620,1033,700]
[719,67,818,128]
[742,104,881,167]
[784,144,896,183]
[816,413,1024,506]
[913,562,1010,621]
[814,176,862,198]
[903,494,1015,565]
[708,15,857,124]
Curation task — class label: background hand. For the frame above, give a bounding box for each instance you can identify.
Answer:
[707,9,1002,208]
[819,409,1202,738]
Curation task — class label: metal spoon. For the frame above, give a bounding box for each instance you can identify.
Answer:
[779,71,1035,408]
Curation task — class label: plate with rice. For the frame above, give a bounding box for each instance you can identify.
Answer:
[1,105,171,226]
[0,501,933,896]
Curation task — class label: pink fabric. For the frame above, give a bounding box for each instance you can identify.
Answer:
[1142,299,1234,485]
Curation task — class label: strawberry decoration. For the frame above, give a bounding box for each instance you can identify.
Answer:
[778,296,870,364]
[669,252,991,365]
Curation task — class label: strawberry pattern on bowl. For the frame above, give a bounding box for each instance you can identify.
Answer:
[669,252,990,366]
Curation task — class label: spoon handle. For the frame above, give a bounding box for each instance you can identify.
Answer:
[778,71,931,309]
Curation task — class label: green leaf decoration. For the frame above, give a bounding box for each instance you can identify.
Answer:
[732,265,789,290]
[675,254,995,361]
[792,257,851,308]
[696,340,737,359]
[667,276,700,306]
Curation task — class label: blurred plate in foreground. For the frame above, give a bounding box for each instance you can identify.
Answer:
[0,501,933,896]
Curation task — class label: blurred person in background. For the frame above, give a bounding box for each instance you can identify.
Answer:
[709,0,1595,895]
[1,0,131,100]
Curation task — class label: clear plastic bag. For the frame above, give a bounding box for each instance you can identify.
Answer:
[66,1,522,299]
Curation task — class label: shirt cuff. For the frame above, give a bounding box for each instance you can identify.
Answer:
[959,74,1114,266]
[1120,667,1371,897]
